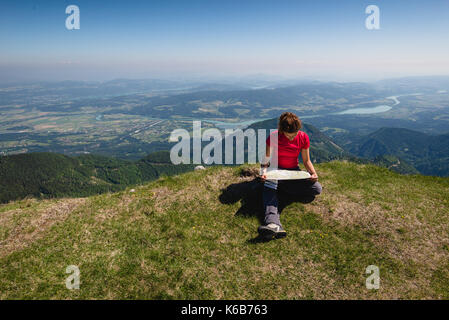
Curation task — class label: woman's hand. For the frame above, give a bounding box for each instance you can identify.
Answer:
[301,148,318,183]
[260,167,267,181]
[260,159,269,181]
[309,172,318,182]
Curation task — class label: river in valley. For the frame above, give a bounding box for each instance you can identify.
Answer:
[190,93,422,129]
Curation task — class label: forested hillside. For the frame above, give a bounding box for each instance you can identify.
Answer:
[349,127,449,176]
[0,152,194,203]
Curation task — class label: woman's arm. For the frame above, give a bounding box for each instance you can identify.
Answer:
[301,148,318,182]
[260,144,271,179]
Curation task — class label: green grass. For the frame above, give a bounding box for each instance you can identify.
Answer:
[0,161,448,299]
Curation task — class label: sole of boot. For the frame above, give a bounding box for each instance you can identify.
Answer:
[258,227,276,240]
[258,227,287,240]
[275,231,287,239]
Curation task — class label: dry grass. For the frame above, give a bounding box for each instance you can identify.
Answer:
[0,162,448,299]
[0,197,86,258]
[306,162,449,298]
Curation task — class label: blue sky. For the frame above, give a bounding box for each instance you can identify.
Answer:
[1,0,448,82]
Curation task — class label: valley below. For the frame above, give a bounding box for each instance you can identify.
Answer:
[1,77,448,176]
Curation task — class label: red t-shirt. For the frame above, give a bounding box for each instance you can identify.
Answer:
[266,130,310,169]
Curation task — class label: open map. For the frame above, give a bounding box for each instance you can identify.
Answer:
[265,169,311,180]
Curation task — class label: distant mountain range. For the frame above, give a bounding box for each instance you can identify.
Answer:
[348,127,449,176]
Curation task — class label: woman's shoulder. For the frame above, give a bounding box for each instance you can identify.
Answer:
[299,130,309,138]
[297,130,310,148]
[295,130,308,140]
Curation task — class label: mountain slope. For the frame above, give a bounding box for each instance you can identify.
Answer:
[371,155,419,175]
[0,162,448,299]
[349,127,449,176]
[0,152,194,203]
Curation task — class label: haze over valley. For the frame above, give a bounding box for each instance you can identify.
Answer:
[1,76,448,179]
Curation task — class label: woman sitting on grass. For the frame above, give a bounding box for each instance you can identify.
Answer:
[259,112,322,240]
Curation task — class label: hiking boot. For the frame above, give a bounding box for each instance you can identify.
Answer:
[257,223,287,240]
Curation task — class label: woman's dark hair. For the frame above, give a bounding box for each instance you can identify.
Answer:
[278,112,302,133]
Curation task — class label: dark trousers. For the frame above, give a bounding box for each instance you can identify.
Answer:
[263,177,322,227]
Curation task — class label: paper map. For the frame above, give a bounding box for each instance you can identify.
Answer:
[265,169,311,180]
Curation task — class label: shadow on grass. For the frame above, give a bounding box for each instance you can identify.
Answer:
[246,235,274,244]
[218,177,316,243]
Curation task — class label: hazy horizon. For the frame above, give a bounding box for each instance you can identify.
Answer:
[2,73,449,86]
[1,0,449,82]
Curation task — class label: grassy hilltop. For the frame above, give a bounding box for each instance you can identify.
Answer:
[0,161,448,299]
